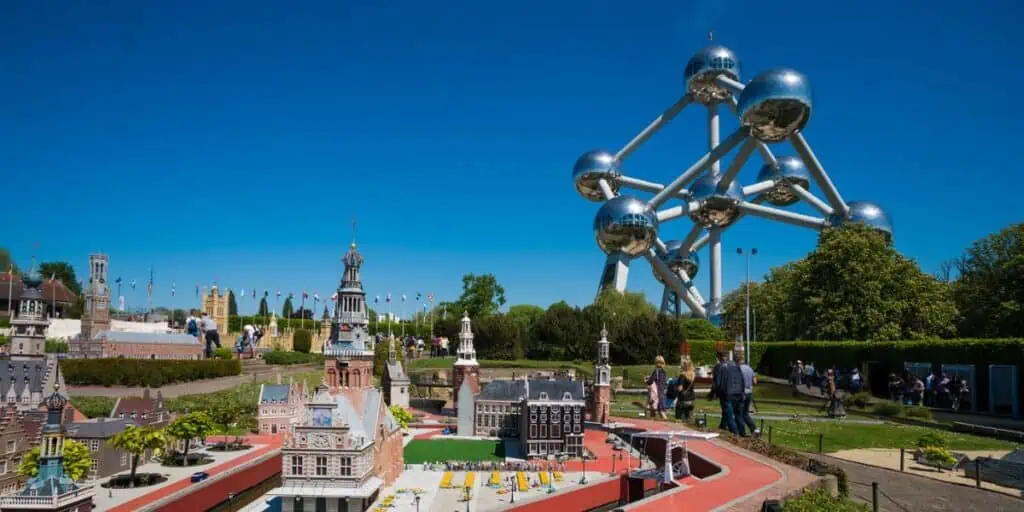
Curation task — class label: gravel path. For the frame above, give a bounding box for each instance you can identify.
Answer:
[810,453,1023,511]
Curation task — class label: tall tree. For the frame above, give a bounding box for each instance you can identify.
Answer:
[592,289,656,321]
[38,261,81,296]
[258,297,270,317]
[951,223,1024,337]
[281,296,294,318]
[456,273,506,317]
[0,248,18,275]
[227,291,238,316]
[18,440,91,482]
[109,426,167,486]
[166,412,216,466]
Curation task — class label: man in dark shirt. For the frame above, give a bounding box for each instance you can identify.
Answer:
[713,351,745,435]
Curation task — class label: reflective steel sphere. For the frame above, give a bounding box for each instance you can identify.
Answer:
[736,68,812,142]
[830,201,893,239]
[755,156,812,206]
[688,173,745,227]
[573,150,620,202]
[594,195,659,257]
[684,45,741,104]
[654,240,699,283]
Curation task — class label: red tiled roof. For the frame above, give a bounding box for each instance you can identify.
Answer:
[0,275,78,303]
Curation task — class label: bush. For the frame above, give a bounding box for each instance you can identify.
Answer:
[871,402,904,417]
[783,488,867,511]
[0,317,9,328]
[70,396,116,418]
[843,392,875,409]
[212,347,234,360]
[904,407,933,421]
[263,351,324,365]
[60,359,241,387]
[921,446,956,469]
[917,432,947,449]
[293,330,312,353]
[45,340,68,353]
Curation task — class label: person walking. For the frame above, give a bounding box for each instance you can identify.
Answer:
[736,350,759,436]
[713,349,745,435]
[186,310,199,338]
[200,312,221,357]
[649,356,669,420]
[674,359,697,421]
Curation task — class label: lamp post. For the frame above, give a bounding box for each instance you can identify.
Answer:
[736,248,757,360]
[580,455,588,484]
[414,494,421,512]
[228,493,236,510]
[508,476,515,503]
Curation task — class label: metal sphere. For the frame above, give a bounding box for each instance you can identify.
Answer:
[755,156,812,206]
[654,240,699,284]
[573,150,620,202]
[688,173,745,228]
[684,45,741,104]
[830,201,893,239]
[736,68,812,142]
[593,195,659,257]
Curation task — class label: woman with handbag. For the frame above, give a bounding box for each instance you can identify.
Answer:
[674,359,697,421]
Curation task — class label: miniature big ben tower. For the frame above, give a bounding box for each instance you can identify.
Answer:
[591,325,612,424]
[81,253,111,340]
[451,311,479,414]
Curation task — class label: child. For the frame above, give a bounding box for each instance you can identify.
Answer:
[647,378,659,417]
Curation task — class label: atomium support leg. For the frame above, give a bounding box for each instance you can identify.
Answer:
[647,251,706,318]
[790,133,850,218]
[717,138,757,191]
[648,128,749,208]
[597,253,630,299]
[616,95,693,162]
[615,176,692,199]
[790,184,834,216]
[708,228,723,325]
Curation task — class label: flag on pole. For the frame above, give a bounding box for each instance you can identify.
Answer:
[195,283,199,297]
[428,292,434,302]
[252,288,256,299]
[148,268,153,297]
[330,292,338,301]
[416,292,421,301]
[313,292,319,301]
[241,288,245,300]
[130,279,136,290]
[386,293,391,303]
[401,294,407,303]
[374,295,379,304]
[264,289,268,297]
[171,283,176,296]
[277,289,281,298]
[302,291,309,300]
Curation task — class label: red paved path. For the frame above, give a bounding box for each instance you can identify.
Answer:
[109,435,283,512]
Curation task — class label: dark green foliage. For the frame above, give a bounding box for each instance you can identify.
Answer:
[782,488,866,511]
[44,340,68,353]
[292,329,312,353]
[38,261,81,296]
[0,317,9,328]
[0,248,18,276]
[212,347,234,360]
[843,392,875,409]
[681,317,723,340]
[228,291,238,316]
[871,402,904,417]
[904,407,933,421]
[950,223,1024,338]
[257,297,270,317]
[60,359,241,387]
[70,396,116,418]
[281,297,294,318]
[373,336,405,377]
[263,351,324,365]
[453,273,506,318]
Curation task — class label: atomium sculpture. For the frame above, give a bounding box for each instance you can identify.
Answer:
[573,40,893,324]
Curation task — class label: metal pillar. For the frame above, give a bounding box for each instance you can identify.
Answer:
[708,103,720,175]
[708,228,723,325]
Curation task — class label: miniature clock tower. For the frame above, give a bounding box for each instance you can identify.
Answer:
[451,311,479,414]
[591,324,612,424]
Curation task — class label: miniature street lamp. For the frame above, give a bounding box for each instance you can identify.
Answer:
[414,494,421,512]
[508,476,515,503]
[580,455,588,485]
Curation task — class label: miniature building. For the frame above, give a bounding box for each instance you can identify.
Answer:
[8,265,50,359]
[0,276,77,322]
[258,375,306,435]
[64,418,137,480]
[471,378,585,458]
[80,254,111,341]
[451,312,479,414]
[109,388,170,428]
[201,285,229,335]
[591,325,612,424]
[0,360,62,411]
[69,331,203,360]
[474,380,525,438]
[0,370,95,511]
[326,242,372,354]
[381,337,409,409]
[0,405,32,496]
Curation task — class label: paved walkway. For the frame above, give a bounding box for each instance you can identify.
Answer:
[809,453,1023,511]
[67,364,319,398]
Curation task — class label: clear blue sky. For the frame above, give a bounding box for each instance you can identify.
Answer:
[3,1,1022,315]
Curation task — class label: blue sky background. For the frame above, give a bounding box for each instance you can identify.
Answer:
[2,1,1022,315]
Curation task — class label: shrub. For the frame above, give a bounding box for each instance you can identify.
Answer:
[293,330,312,353]
[904,407,933,421]
[45,340,68,353]
[871,402,904,417]
[921,446,956,469]
[917,432,947,449]
[0,317,9,328]
[212,347,234,360]
[263,351,324,365]
[843,391,875,409]
[783,488,867,511]
[60,359,241,387]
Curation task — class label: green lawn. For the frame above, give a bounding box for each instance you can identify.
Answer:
[402,439,504,464]
[760,419,1020,453]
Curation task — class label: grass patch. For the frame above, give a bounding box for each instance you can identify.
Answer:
[402,439,504,464]
[263,351,325,365]
[70,396,116,418]
[759,419,1018,453]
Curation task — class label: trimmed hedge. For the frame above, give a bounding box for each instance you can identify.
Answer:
[263,351,324,365]
[60,359,241,387]
[293,329,312,353]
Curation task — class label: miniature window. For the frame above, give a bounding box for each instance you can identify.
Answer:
[340,456,352,476]
[316,456,328,476]
[563,392,572,400]
[539,392,548,400]
[292,456,304,475]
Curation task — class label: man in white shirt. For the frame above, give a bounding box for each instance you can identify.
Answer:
[200,312,221,357]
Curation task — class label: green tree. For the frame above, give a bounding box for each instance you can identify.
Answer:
[456,273,506,317]
[282,296,294,318]
[228,291,238,316]
[680,317,723,340]
[258,297,270,317]
[373,334,406,377]
[166,412,216,466]
[592,289,657,321]
[389,405,413,431]
[38,261,81,296]
[18,440,92,482]
[473,314,521,360]
[0,248,18,275]
[109,426,167,486]
[951,223,1024,337]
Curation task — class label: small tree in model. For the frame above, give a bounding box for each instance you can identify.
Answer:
[166,412,216,466]
[109,426,167,486]
[17,440,92,482]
